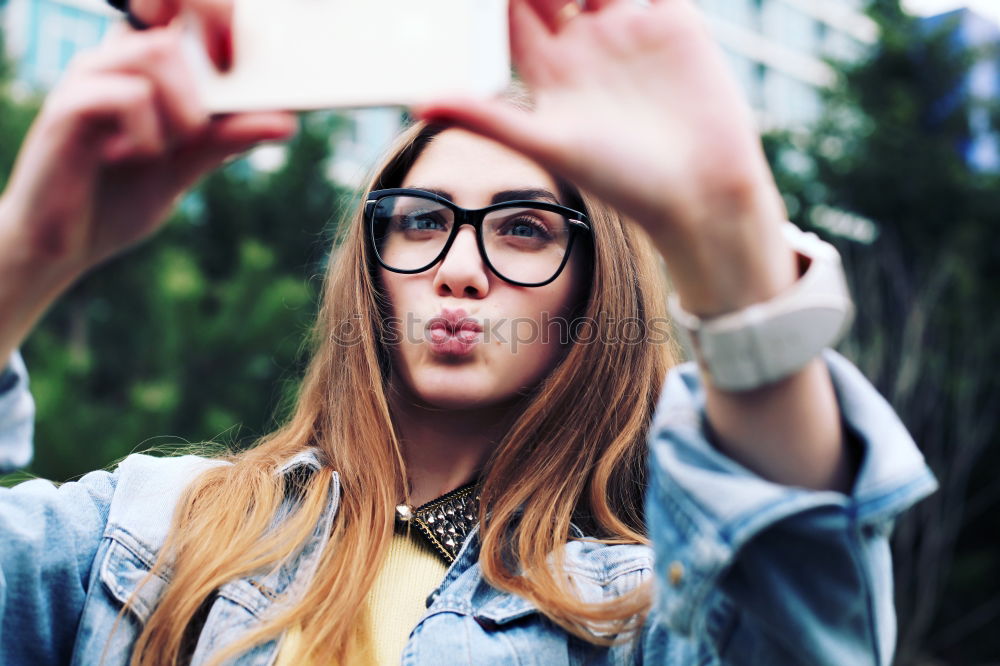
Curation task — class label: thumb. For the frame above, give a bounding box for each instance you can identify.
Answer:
[174,111,298,187]
[411,98,558,167]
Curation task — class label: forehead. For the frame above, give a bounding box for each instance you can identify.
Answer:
[401,129,559,207]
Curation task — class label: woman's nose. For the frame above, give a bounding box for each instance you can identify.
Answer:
[432,227,490,298]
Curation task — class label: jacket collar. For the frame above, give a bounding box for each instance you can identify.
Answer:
[272,449,588,563]
[276,449,325,476]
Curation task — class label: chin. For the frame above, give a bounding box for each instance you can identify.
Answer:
[412,381,500,410]
[406,367,519,411]
[419,392,494,410]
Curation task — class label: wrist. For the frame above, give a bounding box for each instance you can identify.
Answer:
[0,195,84,359]
[0,193,87,292]
[669,223,854,393]
[649,183,796,318]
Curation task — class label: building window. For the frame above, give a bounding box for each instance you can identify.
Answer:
[764,70,823,127]
[761,1,818,54]
[816,20,829,49]
[754,62,768,110]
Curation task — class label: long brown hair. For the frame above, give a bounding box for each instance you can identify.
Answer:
[126,116,679,665]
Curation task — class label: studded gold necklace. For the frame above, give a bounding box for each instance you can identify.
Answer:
[394,482,481,564]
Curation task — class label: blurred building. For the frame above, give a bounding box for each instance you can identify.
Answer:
[696,0,878,129]
[922,7,1000,172]
[324,108,404,189]
[1,0,115,94]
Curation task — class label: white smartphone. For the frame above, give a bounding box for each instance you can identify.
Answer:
[182,0,511,112]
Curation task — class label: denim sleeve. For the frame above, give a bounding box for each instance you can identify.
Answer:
[0,351,118,664]
[642,349,938,666]
[0,471,117,664]
[0,351,34,473]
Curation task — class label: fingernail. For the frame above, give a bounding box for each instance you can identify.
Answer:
[213,26,233,72]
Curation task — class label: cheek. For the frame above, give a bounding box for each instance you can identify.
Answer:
[377,271,418,366]
[379,269,405,317]
[379,271,429,341]
[501,273,585,376]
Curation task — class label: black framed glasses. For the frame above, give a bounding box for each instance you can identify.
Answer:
[365,188,591,287]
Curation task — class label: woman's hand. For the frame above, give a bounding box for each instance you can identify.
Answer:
[412,0,796,317]
[0,24,294,277]
[413,0,852,493]
[0,23,295,362]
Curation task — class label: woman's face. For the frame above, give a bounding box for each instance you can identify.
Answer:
[380,129,587,410]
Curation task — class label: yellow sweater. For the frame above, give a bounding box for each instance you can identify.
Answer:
[275,528,448,665]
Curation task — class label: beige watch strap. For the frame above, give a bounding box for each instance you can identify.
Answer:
[668,223,855,391]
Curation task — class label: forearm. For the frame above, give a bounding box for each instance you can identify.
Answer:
[705,359,850,492]
[649,182,851,493]
[0,196,81,364]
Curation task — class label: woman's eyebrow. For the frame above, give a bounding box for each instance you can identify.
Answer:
[409,187,453,200]
[407,187,561,205]
[491,189,560,205]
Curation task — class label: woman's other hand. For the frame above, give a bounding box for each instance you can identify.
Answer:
[0,24,295,361]
[413,0,851,493]
[412,0,796,317]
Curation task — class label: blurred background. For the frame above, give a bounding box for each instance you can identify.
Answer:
[0,0,997,663]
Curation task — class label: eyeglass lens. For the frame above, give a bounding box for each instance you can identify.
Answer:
[371,195,573,284]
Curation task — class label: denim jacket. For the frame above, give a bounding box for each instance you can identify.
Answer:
[0,350,937,665]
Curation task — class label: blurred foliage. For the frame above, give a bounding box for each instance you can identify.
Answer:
[0,33,39,191]
[764,2,1000,663]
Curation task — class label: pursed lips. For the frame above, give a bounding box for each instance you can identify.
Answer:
[427,308,483,341]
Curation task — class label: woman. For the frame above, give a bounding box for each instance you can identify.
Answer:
[0,0,937,664]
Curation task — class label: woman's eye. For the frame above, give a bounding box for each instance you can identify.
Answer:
[399,213,447,231]
[500,217,553,240]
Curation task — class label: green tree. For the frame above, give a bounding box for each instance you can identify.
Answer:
[0,32,39,191]
[764,2,1000,662]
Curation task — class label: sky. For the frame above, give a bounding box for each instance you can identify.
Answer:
[902,0,1000,25]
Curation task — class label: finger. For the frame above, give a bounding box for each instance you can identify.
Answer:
[528,0,582,32]
[173,112,298,186]
[203,111,298,146]
[584,0,629,10]
[509,0,558,83]
[129,0,233,71]
[512,0,557,37]
[199,14,233,72]
[6,71,167,231]
[130,0,180,27]
[185,0,235,71]
[411,99,556,168]
[83,28,209,141]
[47,72,167,163]
[92,76,168,162]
